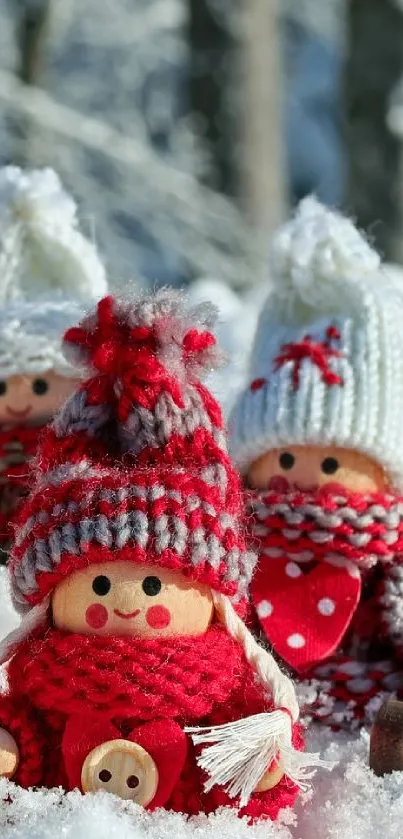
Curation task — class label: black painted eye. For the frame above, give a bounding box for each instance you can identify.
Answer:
[0,381,7,397]
[126,775,139,788]
[32,378,49,396]
[99,769,112,782]
[142,576,162,596]
[279,451,295,471]
[92,575,111,596]
[321,457,339,475]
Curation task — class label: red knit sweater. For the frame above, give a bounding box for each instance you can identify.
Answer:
[1,623,302,820]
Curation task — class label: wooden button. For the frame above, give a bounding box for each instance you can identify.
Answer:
[81,739,159,804]
[255,762,284,791]
[370,699,403,775]
[0,728,19,779]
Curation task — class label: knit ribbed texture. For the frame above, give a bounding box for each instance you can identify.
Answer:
[248,487,403,566]
[0,624,302,818]
[248,486,403,728]
[10,291,255,611]
[229,197,403,490]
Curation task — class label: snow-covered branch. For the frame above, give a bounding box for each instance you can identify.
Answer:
[0,68,261,287]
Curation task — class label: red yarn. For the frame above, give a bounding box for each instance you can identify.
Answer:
[2,623,301,818]
[248,486,403,727]
[249,487,403,563]
[64,296,220,421]
[12,459,247,609]
[273,326,343,390]
[0,425,43,545]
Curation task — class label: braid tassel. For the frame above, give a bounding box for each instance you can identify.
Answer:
[185,594,334,806]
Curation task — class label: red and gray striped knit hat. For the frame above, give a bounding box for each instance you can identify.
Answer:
[10,291,256,615]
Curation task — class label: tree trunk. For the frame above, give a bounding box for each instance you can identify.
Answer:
[187,0,285,286]
[187,0,239,197]
[13,0,52,165]
[346,0,403,261]
[238,0,285,234]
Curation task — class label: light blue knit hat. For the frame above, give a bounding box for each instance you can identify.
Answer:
[229,197,403,490]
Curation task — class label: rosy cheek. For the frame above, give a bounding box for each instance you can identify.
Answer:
[146,605,171,629]
[85,603,109,629]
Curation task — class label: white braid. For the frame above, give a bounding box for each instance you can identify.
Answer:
[0,598,50,665]
[186,594,331,805]
[213,592,299,721]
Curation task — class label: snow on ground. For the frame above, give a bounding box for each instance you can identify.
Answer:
[1,283,403,837]
[0,717,402,839]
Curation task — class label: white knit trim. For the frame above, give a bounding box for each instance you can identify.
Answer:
[0,298,88,377]
[0,166,107,376]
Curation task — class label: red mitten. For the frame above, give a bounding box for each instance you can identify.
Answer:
[251,556,361,672]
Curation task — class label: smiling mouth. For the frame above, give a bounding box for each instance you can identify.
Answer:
[114,608,141,620]
[6,406,32,419]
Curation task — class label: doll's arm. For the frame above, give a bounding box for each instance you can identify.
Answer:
[0,695,46,786]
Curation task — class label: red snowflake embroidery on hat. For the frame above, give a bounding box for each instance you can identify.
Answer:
[250,377,267,392]
[273,325,344,390]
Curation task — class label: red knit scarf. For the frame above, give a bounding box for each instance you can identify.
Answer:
[0,426,42,482]
[0,425,44,543]
[247,485,403,672]
[8,624,245,723]
[248,485,403,568]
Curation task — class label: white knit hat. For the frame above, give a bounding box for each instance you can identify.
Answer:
[229,197,403,490]
[0,166,107,378]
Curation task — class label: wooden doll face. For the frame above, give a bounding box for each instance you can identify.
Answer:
[52,561,215,638]
[247,445,387,493]
[0,372,79,427]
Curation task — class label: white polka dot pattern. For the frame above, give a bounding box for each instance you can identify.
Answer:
[257,600,273,618]
[287,633,306,649]
[285,562,302,578]
[317,597,336,616]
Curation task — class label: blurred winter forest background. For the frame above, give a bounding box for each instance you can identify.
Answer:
[0,0,403,290]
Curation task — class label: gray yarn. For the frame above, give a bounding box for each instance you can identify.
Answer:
[54,389,112,438]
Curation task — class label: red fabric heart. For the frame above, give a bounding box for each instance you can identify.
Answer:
[251,557,362,673]
[62,712,187,807]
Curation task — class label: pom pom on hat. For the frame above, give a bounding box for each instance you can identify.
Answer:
[0,166,107,377]
[64,292,224,386]
[11,288,251,613]
[269,196,381,313]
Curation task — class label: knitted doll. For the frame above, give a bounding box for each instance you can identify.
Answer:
[0,291,323,819]
[0,166,107,553]
[229,197,403,731]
